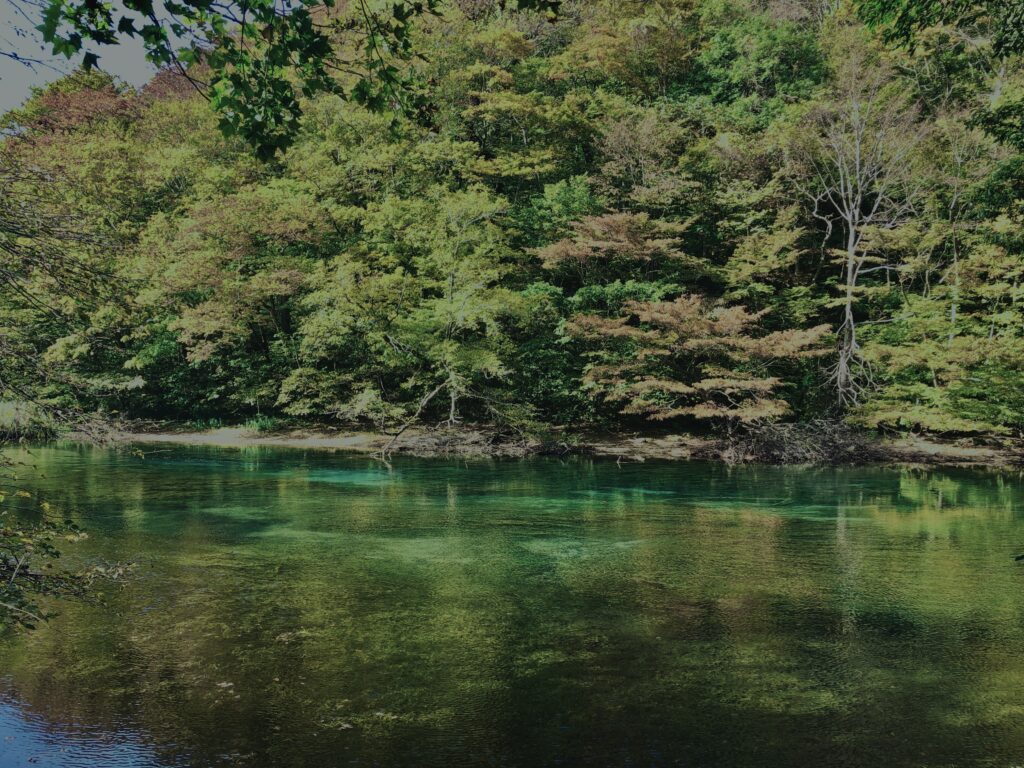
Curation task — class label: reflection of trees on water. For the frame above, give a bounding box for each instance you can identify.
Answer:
[1,446,1023,767]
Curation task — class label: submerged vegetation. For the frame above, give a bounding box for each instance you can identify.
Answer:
[2,0,1023,448]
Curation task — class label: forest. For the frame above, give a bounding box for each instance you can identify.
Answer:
[2,0,1023,448]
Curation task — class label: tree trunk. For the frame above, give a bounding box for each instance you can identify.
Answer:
[835,228,860,405]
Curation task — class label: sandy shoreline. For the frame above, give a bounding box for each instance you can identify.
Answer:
[100,425,1022,468]
[110,426,708,460]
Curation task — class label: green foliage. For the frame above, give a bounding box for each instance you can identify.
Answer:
[0,403,59,441]
[184,417,225,431]
[694,0,826,129]
[243,415,280,433]
[0,500,87,631]
[857,0,1024,56]
[3,0,1024,440]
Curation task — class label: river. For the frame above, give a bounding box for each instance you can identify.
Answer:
[1,444,1022,767]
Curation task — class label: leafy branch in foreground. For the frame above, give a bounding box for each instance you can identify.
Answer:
[0,493,134,631]
[0,501,87,630]
[26,0,561,157]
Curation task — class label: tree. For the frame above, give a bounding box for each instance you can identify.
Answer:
[570,295,829,429]
[857,0,1024,57]
[553,0,697,100]
[2,0,1023,445]
[854,130,1024,435]
[282,185,519,432]
[537,212,698,288]
[785,27,924,406]
[0,146,111,419]
[378,185,518,427]
[858,0,1024,149]
[0,142,123,633]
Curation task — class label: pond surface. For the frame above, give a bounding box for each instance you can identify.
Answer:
[1,444,1023,767]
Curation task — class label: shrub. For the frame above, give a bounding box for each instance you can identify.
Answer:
[0,402,58,441]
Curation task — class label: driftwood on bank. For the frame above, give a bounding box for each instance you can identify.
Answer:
[717,420,893,466]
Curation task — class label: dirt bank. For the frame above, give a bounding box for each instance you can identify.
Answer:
[102,424,1022,468]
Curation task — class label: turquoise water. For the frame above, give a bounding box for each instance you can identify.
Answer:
[1,444,1023,767]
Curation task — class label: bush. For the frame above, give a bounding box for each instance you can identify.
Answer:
[0,402,58,441]
[242,415,279,433]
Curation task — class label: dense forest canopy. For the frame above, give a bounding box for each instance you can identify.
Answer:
[2,0,1023,439]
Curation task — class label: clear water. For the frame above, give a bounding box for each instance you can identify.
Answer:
[1,443,1023,767]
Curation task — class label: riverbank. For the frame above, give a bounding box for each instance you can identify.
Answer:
[100,423,1022,468]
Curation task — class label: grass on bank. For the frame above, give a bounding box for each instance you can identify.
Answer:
[0,402,58,441]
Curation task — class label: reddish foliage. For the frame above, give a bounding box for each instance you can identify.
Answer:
[570,295,831,426]
[28,86,138,136]
[140,67,208,103]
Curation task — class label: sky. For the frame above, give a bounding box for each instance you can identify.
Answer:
[0,0,161,113]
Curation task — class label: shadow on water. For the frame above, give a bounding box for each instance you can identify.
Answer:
[1,443,1024,767]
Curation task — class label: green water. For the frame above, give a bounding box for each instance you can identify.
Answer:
[1,444,1024,767]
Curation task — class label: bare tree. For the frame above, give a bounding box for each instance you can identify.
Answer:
[787,32,925,406]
